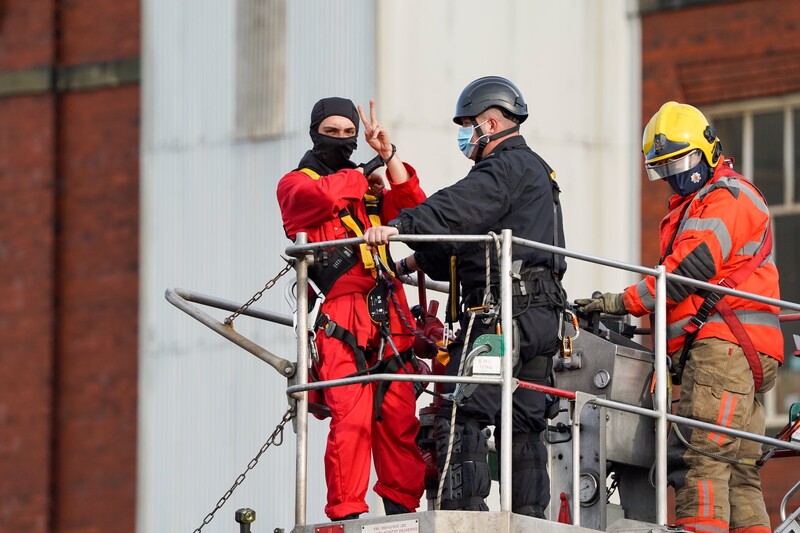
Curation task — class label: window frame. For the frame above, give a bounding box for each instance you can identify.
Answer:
[703,94,800,428]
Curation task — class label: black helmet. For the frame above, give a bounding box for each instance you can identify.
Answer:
[453,76,528,124]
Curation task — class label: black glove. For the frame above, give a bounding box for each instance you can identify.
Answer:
[574,292,627,315]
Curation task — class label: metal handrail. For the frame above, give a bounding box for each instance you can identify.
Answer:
[167,229,800,530]
[165,287,295,377]
[781,479,800,521]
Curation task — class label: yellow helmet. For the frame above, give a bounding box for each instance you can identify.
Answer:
[642,101,721,181]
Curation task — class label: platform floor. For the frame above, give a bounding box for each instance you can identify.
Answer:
[293,511,668,533]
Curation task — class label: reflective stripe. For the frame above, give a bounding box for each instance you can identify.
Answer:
[637,279,655,311]
[699,176,770,216]
[708,391,737,446]
[680,217,732,261]
[668,309,781,341]
[698,479,713,518]
[735,241,775,266]
[736,240,761,256]
[688,519,728,533]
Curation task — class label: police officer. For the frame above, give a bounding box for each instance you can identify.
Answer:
[364,76,567,517]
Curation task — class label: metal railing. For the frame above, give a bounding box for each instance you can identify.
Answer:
[167,228,800,530]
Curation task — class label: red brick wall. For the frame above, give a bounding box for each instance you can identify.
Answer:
[642,0,800,527]
[0,0,140,531]
[640,0,800,267]
[52,86,140,533]
[0,95,57,533]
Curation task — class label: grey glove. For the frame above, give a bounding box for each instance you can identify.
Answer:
[574,292,627,315]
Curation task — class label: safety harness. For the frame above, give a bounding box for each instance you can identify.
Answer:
[298,167,416,420]
[299,168,393,274]
[671,176,773,391]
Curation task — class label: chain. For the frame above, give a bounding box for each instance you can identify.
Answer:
[192,406,295,533]
[224,257,294,326]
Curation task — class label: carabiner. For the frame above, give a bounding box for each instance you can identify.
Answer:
[558,309,580,358]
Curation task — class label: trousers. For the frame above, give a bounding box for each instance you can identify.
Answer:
[316,293,425,520]
[667,338,779,533]
[435,300,558,516]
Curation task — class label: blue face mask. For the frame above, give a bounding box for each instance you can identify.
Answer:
[665,159,710,197]
[457,120,488,159]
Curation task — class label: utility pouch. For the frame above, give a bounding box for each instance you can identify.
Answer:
[367,277,390,325]
[307,244,359,295]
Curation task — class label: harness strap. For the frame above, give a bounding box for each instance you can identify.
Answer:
[298,167,320,180]
[339,208,376,270]
[716,300,764,391]
[315,313,368,373]
[446,254,460,324]
[364,194,394,275]
[677,222,772,390]
[299,168,393,276]
[528,150,562,280]
[373,349,415,422]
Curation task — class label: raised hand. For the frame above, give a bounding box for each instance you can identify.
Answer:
[358,100,393,160]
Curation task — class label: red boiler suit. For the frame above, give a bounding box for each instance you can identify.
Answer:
[277,162,427,520]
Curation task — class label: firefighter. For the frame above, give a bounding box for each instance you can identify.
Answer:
[575,101,783,533]
[364,76,568,518]
[276,97,426,521]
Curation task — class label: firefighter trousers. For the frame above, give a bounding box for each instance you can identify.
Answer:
[667,338,779,533]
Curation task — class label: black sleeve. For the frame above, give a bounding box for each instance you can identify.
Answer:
[413,248,454,282]
[396,162,511,237]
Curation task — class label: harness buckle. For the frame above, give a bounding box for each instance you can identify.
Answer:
[688,315,706,331]
[316,313,337,338]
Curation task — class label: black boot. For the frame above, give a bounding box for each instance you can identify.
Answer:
[383,498,411,515]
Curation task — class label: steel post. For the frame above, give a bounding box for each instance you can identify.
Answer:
[654,265,668,525]
[500,229,514,512]
[294,233,310,526]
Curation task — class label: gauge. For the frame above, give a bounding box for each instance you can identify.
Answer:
[593,369,611,389]
[579,471,600,506]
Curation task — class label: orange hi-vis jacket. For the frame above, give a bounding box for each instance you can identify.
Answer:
[623,161,783,364]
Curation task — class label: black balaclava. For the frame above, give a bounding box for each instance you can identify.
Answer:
[308,97,360,171]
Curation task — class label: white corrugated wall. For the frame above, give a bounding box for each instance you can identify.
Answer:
[139,0,641,530]
[139,1,377,531]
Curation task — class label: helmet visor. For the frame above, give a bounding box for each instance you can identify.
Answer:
[645,149,703,181]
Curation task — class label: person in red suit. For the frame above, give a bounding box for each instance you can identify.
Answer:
[277,97,426,521]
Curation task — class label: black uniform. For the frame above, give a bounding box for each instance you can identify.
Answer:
[392,135,566,517]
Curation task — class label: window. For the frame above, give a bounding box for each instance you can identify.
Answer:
[235,0,286,139]
[705,95,800,429]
